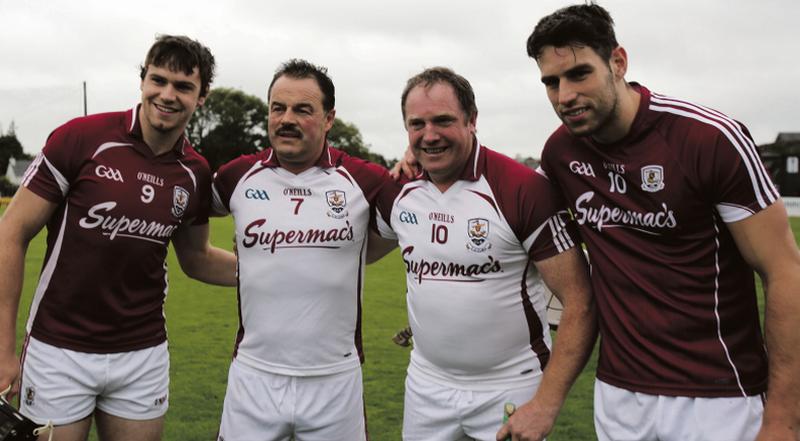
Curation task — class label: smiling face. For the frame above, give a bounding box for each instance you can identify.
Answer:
[537,45,629,143]
[267,75,335,174]
[139,64,205,144]
[403,82,476,191]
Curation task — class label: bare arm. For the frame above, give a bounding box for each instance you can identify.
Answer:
[727,200,800,439]
[0,188,57,399]
[366,230,397,264]
[172,222,238,286]
[497,247,597,441]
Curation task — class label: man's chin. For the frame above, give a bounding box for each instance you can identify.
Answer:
[563,121,595,138]
[147,121,169,133]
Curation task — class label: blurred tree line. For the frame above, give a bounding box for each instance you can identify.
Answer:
[187,87,393,171]
[1,87,391,197]
[0,122,32,196]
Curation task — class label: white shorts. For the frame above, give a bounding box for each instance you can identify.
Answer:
[402,372,540,441]
[594,379,763,441]
[19,336,170,425]
[218,359,367,441]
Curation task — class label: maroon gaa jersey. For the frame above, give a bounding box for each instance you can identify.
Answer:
[21,106,211,353]
[539,84,778,397]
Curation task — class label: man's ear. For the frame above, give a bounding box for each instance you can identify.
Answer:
[468,111,477,134]
[609,46,628,80]
[325,109,336,131]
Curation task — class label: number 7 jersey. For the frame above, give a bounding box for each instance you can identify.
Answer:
[212,146,393,376]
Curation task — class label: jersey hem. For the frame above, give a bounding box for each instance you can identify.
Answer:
[235,351,362,377]
[596,372,767,397]
[29,329,167,354]
[408,358,542,391]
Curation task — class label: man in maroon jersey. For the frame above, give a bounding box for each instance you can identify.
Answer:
[526,4,800,440]
[0,35,237,441]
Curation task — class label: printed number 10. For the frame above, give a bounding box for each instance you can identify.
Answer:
[431,224,448,244]
[608,172,627,193]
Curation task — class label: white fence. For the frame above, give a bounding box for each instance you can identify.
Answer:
[784,197,800,217]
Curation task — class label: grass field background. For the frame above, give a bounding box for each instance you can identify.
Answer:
[8,209,787,440]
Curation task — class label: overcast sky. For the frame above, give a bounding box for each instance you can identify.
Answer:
[1,0,797,162]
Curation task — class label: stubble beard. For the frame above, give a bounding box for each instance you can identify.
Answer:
[565,71,620,140]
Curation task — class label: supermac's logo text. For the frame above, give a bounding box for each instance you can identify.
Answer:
[242,218,355,253]
[79,202,177,243]
[402,246,502,284]
[573,191,677,233]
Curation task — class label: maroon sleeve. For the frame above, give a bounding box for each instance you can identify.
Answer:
[25,119,91,203]
[341,155,401,226]
[537,128,565,187]
[698,122,777,213]
[213,154,262,213]
[484,147,578,261]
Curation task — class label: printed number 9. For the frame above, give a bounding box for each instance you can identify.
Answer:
[141,184,155,203]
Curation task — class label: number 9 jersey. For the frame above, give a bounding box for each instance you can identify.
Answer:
[21,106,211,353]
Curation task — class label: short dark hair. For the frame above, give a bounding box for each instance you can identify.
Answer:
[267,59,335,112]
[400,67,477,121]
[526,3,618,62]
[139,35,216,97]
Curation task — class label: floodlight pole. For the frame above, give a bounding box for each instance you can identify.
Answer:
[83,81,87,116]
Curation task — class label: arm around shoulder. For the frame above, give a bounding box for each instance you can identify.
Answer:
[366,230,397,264]
[172,222,238,287]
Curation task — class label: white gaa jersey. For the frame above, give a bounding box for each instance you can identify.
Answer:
[213,146,393,376]
[377,143,577,390]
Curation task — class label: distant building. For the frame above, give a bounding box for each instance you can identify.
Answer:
[5,157,32,186]
[514,155,541,170]
[759,132,800,196]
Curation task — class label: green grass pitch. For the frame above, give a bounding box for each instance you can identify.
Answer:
[10,212,789,440]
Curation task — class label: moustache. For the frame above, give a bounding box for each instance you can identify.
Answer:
[276,125,302,138]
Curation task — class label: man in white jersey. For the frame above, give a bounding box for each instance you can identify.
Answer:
[212,59,395,441]
[377,67,596,441]
[0,35,237,441]
[525,4,800,440]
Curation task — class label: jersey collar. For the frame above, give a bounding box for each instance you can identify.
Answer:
[125,104,189,158]
[260,143,341,169]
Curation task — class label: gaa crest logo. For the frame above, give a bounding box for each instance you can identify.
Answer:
[172,186,190,218]
[326,190,347,219]
[640,165,665,193]
[466,218,492,252]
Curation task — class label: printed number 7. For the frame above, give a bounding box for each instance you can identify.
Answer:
[291,198,304,215]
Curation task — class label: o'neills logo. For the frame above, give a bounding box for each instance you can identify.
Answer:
[79,202,177,243]
[402,246,502,284]
[574,191,677,233]
[242,218,355,253]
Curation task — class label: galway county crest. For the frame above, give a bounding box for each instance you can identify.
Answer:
[466,218,492,252]
[326,190,347,218]
[172,186,190,218]
[640,165,665,193]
